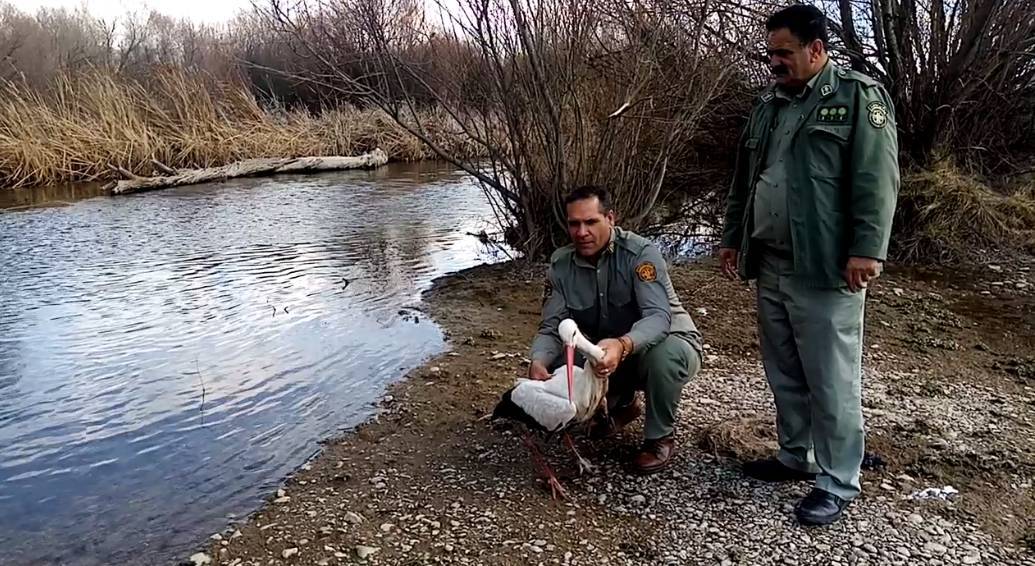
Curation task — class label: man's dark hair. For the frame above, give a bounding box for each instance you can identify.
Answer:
[766,4,828,48]
[563,185,612,213]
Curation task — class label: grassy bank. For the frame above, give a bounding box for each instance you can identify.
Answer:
[894,162,1035,263]
[0,69,480,189]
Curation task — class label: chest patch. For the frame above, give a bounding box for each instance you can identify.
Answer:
[635,262,657,283]
[817,106,849,123]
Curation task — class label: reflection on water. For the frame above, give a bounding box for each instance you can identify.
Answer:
[0,162,507,565]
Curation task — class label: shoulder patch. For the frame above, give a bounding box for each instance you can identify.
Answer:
[760,91,774,104]
[867,100,889,129]
[635,261,657,283]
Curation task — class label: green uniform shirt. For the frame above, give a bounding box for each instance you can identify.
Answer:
[752,69,823,251]
[721,61,901,288]
[530,228,703,364]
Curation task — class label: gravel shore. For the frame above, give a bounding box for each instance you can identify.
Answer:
[189,258,1035,566]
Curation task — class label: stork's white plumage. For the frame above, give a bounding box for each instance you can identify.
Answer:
[507,319,607,431]
[491,318,610,498]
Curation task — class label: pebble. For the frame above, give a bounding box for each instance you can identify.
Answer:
[924,542,949,555]
[963,555,981,564]
[189,553,211,566]
[355,545,379,560]
[630,494,646,506]
[908,513,925,524]
[344,511,365,524]
[281,548,298,559]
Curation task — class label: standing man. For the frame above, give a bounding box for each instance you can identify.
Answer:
[529,185,703,474]
[718,4,899,525]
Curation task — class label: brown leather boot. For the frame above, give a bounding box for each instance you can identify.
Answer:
[590,398,643,439]
[633,435,674,474]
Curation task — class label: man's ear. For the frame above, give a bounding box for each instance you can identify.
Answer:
[809,39,825,62]
[606,210,616,224]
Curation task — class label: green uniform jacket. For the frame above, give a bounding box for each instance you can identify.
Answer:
[721,61,900,288]
[530,228,703,364]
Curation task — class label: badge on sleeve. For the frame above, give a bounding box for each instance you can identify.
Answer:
[635,262,657,283]
[867,101,888,129]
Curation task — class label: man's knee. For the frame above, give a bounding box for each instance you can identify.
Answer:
[637,335,700,387]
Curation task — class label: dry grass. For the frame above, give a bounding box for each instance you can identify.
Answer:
[893,162,1035,262]
[696,416,779,462]
[0,68,478,189]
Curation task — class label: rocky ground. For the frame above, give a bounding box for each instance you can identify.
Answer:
[187,256,1035,566]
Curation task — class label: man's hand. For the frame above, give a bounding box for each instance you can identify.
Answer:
[528,360,550,381]
[843,256,882,292]
[593,338,624,378]
[718,247,739,280]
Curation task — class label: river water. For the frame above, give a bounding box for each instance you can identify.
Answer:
[0,162,508,565]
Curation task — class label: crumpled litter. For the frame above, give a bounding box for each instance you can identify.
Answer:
[909,485,960,501]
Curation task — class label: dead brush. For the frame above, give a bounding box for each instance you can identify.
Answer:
[696,416,779,462]
[893,161,1035,263]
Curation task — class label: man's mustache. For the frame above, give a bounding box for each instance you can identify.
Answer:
[771,64,789,76]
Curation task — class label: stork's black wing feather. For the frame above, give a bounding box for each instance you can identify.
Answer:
[491,387,547,433]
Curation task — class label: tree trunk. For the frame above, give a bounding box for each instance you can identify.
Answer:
[109,150,389,195]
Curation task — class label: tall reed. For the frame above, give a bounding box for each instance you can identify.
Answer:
[0,68,474,189]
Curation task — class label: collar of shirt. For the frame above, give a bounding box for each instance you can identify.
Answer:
[774,60,828,102]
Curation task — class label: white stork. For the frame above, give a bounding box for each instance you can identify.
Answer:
[491,318,608,499]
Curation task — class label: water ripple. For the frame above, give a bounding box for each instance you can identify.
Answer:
[0,162,507,565]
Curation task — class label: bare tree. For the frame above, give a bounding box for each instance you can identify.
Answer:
[256,0,744,257]
[823,0,1035,170]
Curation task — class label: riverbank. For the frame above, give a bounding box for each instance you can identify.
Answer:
[193,257,1035,566]
[0,69,480,190]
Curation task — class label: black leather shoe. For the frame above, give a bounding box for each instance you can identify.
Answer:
[795,488,850,526]
[742,457,817,482]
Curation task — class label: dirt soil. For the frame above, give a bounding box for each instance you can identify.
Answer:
[191,257,1035,566]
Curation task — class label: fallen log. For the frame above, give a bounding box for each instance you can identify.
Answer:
[109,149,389,195]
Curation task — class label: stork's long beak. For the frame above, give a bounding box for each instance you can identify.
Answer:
[565,343,575,402]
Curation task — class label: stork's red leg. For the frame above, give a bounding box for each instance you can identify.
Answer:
[564,432,595,475]
[522,431,567,500]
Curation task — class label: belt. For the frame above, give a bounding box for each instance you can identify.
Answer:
[752,239,793,260]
